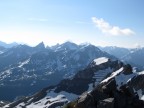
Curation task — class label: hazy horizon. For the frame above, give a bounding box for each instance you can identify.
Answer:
[1,40,142,49]
[0,0,144,48]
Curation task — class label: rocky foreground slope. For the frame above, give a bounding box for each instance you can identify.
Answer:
[2,57,144,108]
[71,66,144,108]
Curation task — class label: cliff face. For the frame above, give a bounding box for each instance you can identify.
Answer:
[54,57,122,95]
[70,65,144,108]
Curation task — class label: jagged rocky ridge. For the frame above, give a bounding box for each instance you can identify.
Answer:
[99,46,130,59]
[0,42,115,101]
[100,46,144,69]
[3,57,144,108]
[68,63,144,108]
[122,47,144,68]
[0,41,18,48]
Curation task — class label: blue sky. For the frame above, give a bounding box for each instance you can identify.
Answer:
[0,0,144,48]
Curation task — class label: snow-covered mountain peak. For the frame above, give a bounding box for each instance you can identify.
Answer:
[79,42,91,48]
[51,41,78,51]
[59,41,78,50]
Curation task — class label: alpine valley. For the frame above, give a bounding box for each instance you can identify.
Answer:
[0,41,144,108]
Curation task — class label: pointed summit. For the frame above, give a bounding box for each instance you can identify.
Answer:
[50,41,78,51]
[35,42,45,50]
[59,41,78,50]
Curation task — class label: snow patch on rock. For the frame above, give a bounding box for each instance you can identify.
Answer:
[15,95,68,108]
[141,95,144,100]
[48,90,78,101]
[115,73,136,89]
[93,57,109,65]
[18,59,30,68]
[101,67,124,83]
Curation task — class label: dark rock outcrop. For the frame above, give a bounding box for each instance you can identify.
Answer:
[74,83,144,108]
[97,98,114,108]
[69,63,144,108]
[123,64,133,75]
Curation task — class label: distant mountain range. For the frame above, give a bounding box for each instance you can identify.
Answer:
[0,41,18,48]
[100,46,144,69]
[99,46,130,59]
[0,41,144,108]
[0,41,115,101]
[1,40,144,68]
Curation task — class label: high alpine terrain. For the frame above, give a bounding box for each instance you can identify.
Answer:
[0,41,115,101]
[2,57,144,108]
